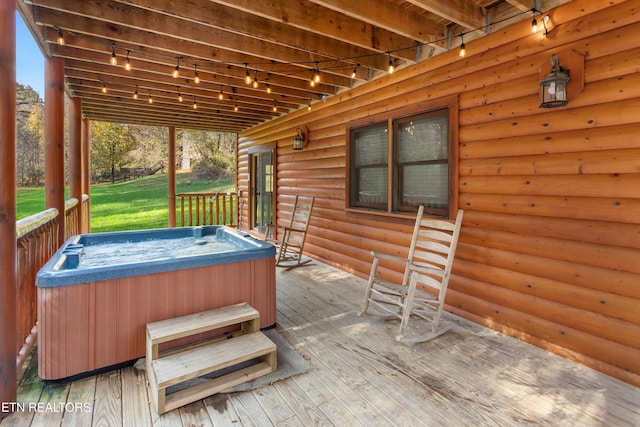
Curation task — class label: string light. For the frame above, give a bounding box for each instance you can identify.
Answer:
[531,9,550,36]
[273,100,277,112]
[308,99,312,111]
[244,64,252,84]
[124,50,131,71]
[313,62,320,84]
[65,6,537,112]
[172,58,180,78]
[234,102,239,112]
[194,64,200,84]
[101,81,107,93]
[177,87,183,102]
[193,96,197,109]
[219,85,224,100]
[110,45,117,65]
[253,70,259,88]
[351,64,359,79]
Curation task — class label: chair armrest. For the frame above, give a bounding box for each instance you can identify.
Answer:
[370,251,409,263]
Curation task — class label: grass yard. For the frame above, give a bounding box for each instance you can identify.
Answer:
[17,171,235,232]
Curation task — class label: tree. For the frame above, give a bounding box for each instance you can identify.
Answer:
[182,130,236,179]
[90,122,137,183]
[16,84,44,186]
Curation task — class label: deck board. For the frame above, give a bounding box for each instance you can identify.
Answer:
[3,259,640,427]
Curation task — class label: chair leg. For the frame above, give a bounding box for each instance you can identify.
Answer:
[359,258,379,315]
[397,271,418,337]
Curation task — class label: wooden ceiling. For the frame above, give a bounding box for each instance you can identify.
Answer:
[18,0,562,132]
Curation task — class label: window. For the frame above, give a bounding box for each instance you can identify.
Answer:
[349,123,388,210]
[348,99,457,218]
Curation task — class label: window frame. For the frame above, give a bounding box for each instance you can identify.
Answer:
[345,95,459,220]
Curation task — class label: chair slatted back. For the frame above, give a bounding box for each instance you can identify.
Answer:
[404,206,464,291]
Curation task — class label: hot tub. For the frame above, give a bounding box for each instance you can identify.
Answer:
[36,226,276,380]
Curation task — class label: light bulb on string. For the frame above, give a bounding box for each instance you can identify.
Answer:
[244,64,252,84]
[110,45,117,66]
[172,58,180,78]
[124,50,131,71]
[57,29,65,46]
[387,53,394,74]
[459,35,466,57]
[194,64,200,84]
[133,85,138,99]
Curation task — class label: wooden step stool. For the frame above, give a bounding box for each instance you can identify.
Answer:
[145,303,277,414]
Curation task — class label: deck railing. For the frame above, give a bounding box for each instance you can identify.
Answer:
[176,192,238,227]
[14,194,89,372]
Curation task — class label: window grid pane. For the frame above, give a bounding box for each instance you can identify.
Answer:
[350,123,388,208]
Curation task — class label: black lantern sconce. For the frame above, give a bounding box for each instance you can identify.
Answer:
[539,53,570,108]
[293,127,306,150]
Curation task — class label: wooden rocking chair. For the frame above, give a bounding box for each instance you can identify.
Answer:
[264,196,314,268]
[360,206,464,343]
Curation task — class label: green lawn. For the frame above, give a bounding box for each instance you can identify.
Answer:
[17,172,235,233]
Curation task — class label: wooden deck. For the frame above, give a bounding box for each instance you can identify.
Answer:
[2,260,639,426]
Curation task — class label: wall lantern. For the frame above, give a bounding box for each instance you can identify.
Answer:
[539,53,570,108]
[293,127,306,150]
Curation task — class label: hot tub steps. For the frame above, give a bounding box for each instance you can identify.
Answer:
[146,303,277,415]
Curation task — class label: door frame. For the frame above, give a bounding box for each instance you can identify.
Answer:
[247,143,276,233]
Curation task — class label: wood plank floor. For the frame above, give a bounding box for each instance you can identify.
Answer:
[2,259,639,426]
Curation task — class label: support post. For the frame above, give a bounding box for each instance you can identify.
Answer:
[45,56,66,244]
[81,118,90,232]
[0,0,17,409]
[69,97,82,233]
[168,126,176,227]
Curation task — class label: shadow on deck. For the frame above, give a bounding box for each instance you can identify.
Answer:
[2,259,639,426]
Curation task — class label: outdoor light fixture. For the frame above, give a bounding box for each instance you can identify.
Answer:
[293,127,306,151]
[539,53,570,108]
[57,29,65,46]
[387,53,395,74]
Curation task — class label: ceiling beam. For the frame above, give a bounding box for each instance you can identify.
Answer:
[308,0,445,45]
[208,0,419,61]
[34,8,353,90]
[117,0,400,67]
[403,0,486,30]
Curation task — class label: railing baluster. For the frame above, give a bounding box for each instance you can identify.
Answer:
[175,192,238,228]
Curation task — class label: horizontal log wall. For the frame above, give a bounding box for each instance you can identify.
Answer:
[237,0,640,386]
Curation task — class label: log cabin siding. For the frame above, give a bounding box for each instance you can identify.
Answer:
[237,0,640,385]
